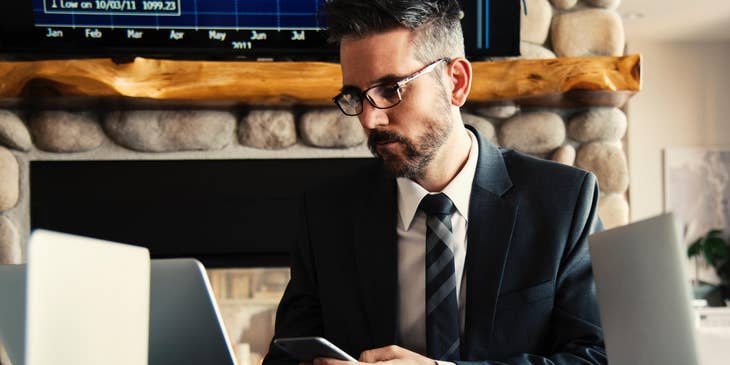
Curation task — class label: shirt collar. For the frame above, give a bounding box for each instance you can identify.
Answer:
[396,130,479,230]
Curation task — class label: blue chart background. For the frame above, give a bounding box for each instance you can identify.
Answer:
[33,0,322,29]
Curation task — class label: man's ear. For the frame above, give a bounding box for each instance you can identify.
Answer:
[447,58,473,107]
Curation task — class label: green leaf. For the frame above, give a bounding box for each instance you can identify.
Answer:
[706,238,729,256]
[697,236,707,254]
[707,229,723,238]
[700,236,729,266]
[718,245,729,259]
[688,241,703,258]
[707,237,728,248]
[704,249,716,266]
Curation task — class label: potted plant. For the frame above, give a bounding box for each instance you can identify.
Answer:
[687,229,730,305]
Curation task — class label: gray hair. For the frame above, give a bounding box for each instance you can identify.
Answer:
[320,0,465,63]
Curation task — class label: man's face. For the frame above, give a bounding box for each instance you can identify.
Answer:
[339,28,454,179]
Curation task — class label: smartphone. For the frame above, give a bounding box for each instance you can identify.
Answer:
[273,336,357,362]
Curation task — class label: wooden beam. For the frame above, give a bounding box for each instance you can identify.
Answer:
[0,55,640,107]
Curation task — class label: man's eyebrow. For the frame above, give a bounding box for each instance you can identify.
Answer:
[339,84,361,93]
[340,73,407,92]
[372,73,405,85]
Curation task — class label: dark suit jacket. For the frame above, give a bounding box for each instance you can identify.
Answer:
[263,128,607,365]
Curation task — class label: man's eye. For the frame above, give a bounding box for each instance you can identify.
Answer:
[379,85,400,99]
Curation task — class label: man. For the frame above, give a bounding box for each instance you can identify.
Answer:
[263,1,606,364]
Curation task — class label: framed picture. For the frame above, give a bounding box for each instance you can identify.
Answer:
[664,147,730,283]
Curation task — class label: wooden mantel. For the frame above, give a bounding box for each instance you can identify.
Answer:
[0,54,640,108]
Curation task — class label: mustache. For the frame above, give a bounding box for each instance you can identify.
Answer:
[367,130,409,147]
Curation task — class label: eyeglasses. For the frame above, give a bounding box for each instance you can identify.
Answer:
[333,58,449,116]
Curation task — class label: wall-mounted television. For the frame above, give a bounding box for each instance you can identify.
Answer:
[0,1,520,60]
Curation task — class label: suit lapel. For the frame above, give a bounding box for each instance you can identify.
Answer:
[353,168,399,348]
[350,127,518,355]
[462,127,519,360]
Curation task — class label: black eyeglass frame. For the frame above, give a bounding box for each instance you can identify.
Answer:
[332,58,451,116]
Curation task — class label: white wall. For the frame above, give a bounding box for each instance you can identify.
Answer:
[627,40,730,221]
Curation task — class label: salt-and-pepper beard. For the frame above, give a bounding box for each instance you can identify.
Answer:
[367,95,453,180]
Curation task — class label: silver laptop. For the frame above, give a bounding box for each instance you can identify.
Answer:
[0,231,237,365]
[589,213,700,365]
[149,258,237,365]
[0,230,151,365]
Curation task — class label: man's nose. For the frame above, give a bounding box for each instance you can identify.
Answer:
[358,101,389,130]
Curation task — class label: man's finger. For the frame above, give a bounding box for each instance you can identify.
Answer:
[359,345,401,362]
[314,357,355,365]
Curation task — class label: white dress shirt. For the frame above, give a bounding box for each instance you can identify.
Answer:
[396,130,479,356]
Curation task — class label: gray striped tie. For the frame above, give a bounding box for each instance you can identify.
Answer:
[419,193,460,361]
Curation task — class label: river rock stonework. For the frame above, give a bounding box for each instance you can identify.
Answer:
[105,110,236,152]
[550,0,578,10]
[239,110,297,149]
[474,105,519,120]
[299,109,365,148]
[499,112,565,155]
[520,0,553,45]
[576,142,629,194]
[584,0,621,9]
[0,110,32,152]
[598,193,629,229]
[520,42,557,59]
[462,112,496,144]
[0,147,19,212]
[0,216,20,264]
[567,107,627,143]
[30,111,104,152]
[551,9,625,57]
[552,144,577,166]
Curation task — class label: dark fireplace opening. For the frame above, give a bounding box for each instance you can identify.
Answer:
[30,158,375,268]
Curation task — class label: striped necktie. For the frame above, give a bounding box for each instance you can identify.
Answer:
[419,193,460,361]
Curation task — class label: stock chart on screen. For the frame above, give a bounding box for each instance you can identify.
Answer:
[0,1,518,60]
[34,0,322,30]
[31,0,327,57]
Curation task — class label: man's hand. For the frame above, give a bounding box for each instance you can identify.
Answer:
[312,345,436,365]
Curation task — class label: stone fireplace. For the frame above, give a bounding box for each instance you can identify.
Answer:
[0,104,630,266]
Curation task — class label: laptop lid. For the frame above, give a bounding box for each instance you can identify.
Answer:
[149,259,237,365]
[588,213,699,365]
[25,230,150,365]
[0,264,26,365]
